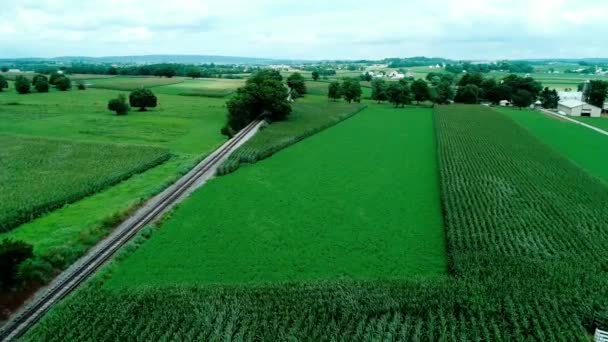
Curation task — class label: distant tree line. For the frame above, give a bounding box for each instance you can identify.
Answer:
[445,61,534,74]
[10,73,82,94]
[384,57,451,68]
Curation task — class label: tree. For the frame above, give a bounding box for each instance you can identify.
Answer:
[108,67,118,75]
[540,87,559,109]
[14,75,31,94]
[0,75,8,92]
[584,80,608,108]
[434,81,455,104]
[187,68,202,79]
[49,72,63,85]
[480,78,503,104]
[77,82,86,90]
[34,75,50,93]
[361,72,372,82]
[129,88,158,111]
[512,89,535,109]
[454,84,480,104]
[371,78,388,103]
[287,73,306,98]
[341,78,362,103]
[387,80,412,107]
[411,79,431,104]
[328,81,341,101]
[311,71,320,81]
[0,239,33,290]
[32,74,47,86]
[55,76,72,91]
[108,94,130,115]
[501,74,542,100]
[458,73,484,87]
[0,66,8,73]
[223,70,292,134]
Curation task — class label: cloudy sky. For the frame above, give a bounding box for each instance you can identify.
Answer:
[1,0,607,60]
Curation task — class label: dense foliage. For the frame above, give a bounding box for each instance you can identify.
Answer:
[54,76,71,91]
[0,136,170,233]
[107,94,130,115]
[340,77,362,103]
[384,56,451,68]
[33,75,49,93]
[445,61,534,74]
[0,75,7,91]
[286,72,306,98]
[129,88,158,111]
[223,70,291,135]
[584,80,608,108]
[14,75,31,94]
[327,81,341,101]
[0,239,33,290]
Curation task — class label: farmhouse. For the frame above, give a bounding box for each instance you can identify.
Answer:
[557,100,601,117]
[388,71,405,79]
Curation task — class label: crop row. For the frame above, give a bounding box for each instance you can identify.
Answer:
[0,136,170,232]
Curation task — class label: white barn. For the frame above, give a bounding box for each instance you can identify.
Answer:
[557,100,601,117]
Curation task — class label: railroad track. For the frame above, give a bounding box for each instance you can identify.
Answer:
[0,119,263,342]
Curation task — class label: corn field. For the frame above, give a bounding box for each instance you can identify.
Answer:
[22,105,608,340]
[0,136,170,232]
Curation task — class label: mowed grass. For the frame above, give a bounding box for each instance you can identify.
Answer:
[0,135,169,233]
[85,76,185,91]
[498,107,608,184]
[574,116,608,132]
[105,105,447,287]
[154,78,245,97]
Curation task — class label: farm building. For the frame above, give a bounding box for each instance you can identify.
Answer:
[558,91,583,102]
[557,100,601,117]
[499,100,511,106]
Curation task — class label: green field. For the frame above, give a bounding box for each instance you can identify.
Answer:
[0,136,169,233]
[85,76,185,91]
[0,84,226,273]
[219,95,365,174]
[154,78,245,97]
[26,104,608,340]
[575,116,608,132]
[498,107,608,184]
[106,105,447,286]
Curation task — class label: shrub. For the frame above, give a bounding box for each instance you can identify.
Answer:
[0,74,7,91]
[77,82,86,90]
[17,258,54,284]
[0,239,34,289]
[129,88,157,111]
[108,94,130,115]
[14,75,31,94]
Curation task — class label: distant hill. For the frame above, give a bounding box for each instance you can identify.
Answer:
[0,55,316,65]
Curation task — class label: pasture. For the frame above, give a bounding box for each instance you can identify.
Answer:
[0,85,226,270]
[105,105,447,286]
[153,78,244,97]
[85,76,184,91]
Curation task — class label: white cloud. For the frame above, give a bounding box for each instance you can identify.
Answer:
[0,0,607,59]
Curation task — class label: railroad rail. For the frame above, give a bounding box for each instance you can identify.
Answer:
[0,119,263,341]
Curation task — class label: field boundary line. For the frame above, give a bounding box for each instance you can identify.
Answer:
[0,119,264,342]
[539,108,608,137]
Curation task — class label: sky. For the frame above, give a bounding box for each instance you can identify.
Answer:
[1,0,607,60]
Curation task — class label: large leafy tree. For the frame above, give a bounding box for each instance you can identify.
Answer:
[584,80,608,108]
[434,81,455,104]
[223,70,291,135]
[55,76,72,91]
[458,73,484,87]
[327,81,341,101]
[34,75,50,93]
[540,87,560,109]
[287,73,306,98]
[129,88,158,111]
[49,72,63,86]
[187,68,202,79]
[371,78,388,103]
[311,71,320,81]
[411,79,431,104]
[387,80,412,107]
[501,74,542,100]
[512,89,535,109]
[341,78,362,103]
[14,75,31,94]
[454,84,480,104]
